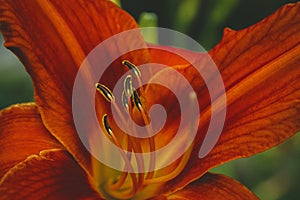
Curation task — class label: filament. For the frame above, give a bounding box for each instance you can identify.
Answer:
[102,114,138,198]
[143,143,193,185]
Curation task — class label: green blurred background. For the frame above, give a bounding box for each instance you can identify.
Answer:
[0,0,299,199]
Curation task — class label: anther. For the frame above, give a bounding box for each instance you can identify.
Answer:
[96,83,115,102]
[124,75,133,96]
[122,60,141,78]
[132,89,143,111]
[122,91,129,111]
[102,114,112,137]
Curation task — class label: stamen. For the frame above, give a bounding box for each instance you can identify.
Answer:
[129,89,155,180]
[132,89,143,111]
[122,60,141,78]
[143,91,197,185]
[125,88,147,188]
[102,114,112,137]
[96,83,129,134]
[102,114,139,198]
[136,103,155,180]
[96,83,115,102]
[122,76,149,188]
[124,75,133,96]
[122,60,145,97]
[122,91,129,112]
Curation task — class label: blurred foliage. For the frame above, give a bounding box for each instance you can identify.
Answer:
[139,12,158,44]
[210,133,300,200]
[123,0,299,49]
[0,35,34,109]
[110,0,121,7]
[0,0,299,199]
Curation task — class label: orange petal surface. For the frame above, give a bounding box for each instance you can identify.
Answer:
[165,173,258,200]
[0,149,102,200]
[0,103,62,178]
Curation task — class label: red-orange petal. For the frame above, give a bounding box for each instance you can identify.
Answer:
[164,173,258,200]
[0,0,148,178]
[185,1,300,187]
[0,149,103,200]
[146,2,300,196]
[0,103,62,178]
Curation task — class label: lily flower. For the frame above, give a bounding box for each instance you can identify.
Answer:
[0,0,299,199]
